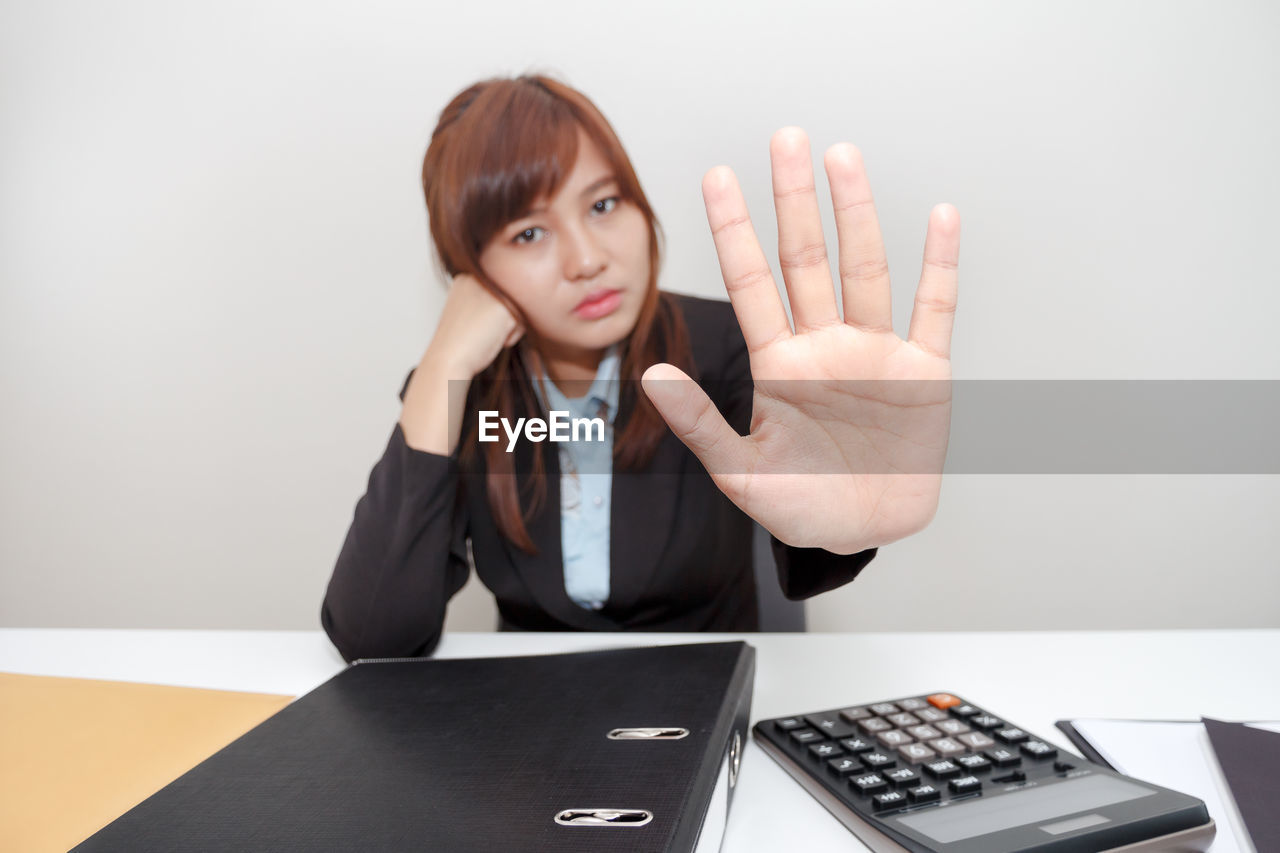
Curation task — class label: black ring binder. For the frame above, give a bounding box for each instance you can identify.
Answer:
[73,642,756,853]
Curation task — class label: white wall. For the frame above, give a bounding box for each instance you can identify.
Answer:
[2,0,1277,633]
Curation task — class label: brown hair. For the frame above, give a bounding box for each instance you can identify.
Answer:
[421,74,692,554]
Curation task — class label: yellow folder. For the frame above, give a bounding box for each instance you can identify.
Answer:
[0,671,293,852]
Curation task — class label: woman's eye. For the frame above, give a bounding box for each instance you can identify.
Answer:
[512,226,545,244]
[592,196,619,215]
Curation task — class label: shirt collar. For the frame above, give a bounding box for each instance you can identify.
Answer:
[530,343,622,425]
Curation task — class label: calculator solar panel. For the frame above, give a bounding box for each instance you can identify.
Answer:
[753,693,1214,853]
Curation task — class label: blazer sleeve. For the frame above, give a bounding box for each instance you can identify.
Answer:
[320,370,470,662]
[714,301,877,600]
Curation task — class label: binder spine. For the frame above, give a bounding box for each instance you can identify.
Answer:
[676,644,756,853]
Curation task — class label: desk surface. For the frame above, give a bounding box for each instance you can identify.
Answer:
[3,628,1276,852]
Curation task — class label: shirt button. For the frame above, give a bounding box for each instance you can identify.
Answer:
[592,496,604,507]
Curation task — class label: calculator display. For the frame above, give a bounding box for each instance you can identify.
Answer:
[894,774,1155,843]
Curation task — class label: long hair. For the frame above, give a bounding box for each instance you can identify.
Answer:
[421,74,693,554]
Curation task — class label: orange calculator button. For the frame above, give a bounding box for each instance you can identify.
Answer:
[927,693,962,709]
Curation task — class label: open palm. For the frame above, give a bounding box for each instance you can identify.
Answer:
[641,128,959,555]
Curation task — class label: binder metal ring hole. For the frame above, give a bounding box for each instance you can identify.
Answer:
[555,809,654,827]
[607,727,689,740]
[729,729,742,788]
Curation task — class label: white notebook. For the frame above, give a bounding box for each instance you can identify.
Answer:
[1067,718,1280,853]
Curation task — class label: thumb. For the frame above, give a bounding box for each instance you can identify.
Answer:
[641,363,749,477]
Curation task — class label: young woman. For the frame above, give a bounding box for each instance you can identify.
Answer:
[321,75,959,662]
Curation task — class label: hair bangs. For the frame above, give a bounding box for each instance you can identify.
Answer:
[455,86,582,253]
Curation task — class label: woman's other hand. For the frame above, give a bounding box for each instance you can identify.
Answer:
[426,273,525,379]
[401,274,524,455]
[641,128,959,555]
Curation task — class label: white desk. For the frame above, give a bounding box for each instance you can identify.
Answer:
[3,629,1276,851]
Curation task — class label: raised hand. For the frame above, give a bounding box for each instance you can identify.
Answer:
[641,128,959,555]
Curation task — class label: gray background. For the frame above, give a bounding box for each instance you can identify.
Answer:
[2,0,1277,633]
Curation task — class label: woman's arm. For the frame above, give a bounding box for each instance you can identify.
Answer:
[323,273,523,661]
[320,372,471,662]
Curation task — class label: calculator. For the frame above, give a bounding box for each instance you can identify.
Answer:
[753,692,1215,853]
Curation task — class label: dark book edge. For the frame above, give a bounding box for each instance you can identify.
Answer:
[1054,720,1118,770]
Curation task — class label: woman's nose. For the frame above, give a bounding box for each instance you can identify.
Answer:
[560,224,607,281]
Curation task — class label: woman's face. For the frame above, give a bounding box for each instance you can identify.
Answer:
[478,130,651,367]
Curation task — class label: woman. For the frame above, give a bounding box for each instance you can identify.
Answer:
[321,75,959,662]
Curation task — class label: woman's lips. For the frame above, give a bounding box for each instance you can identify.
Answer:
[573,289,622,319]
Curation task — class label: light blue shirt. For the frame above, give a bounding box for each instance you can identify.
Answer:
[530,345,621,610]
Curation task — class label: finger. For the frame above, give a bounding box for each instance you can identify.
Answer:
[641,362,753,477]
[771,128,838,332]
[825,144,894,333]
[908,204,960,359]
[702,166,792,354]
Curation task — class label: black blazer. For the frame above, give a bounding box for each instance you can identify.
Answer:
[321,293,875,662]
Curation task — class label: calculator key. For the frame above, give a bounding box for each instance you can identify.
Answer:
[956,753,992,772]
[907,724,942,740]
[877,730,913,749]
[916,707,948,722]
[970,714,1003,731]
[805,714,855,739]
[838,706,871,722]
[948,775,982,795]
[861,751,897,770]
[774,717,805,731]
[873,790,909,812]
[899,743,937,763]
[887,712,921,728]
[950,704,981,718]
[935,719,971,736]
[1021,740,1058,760]
[869,703,900,716]
[828,756,862,776]
[897,698,928,711]
[928,737,966,757]
[927,693,962,709]
[851,773,889,795]
[907,784,941,804]
[859,717,893,734]
[958,732,996,750]
[995,727,1030,744]
[839,737,875,754]
[789,729,824,745]
[885,767,920,787]
[1054,761,1076,773]
[924,759,962,779]
[984,748,1022,768]
[809,742,843,759]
